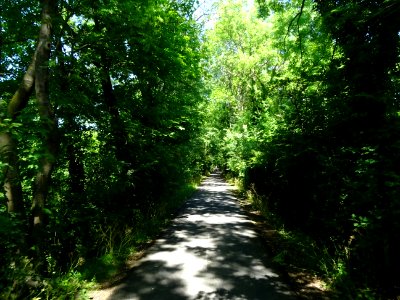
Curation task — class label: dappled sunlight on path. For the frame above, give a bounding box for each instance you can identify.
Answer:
[100,174,296,299]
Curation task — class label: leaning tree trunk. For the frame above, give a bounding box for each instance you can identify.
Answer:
[0,50,37,217]
[31,0,58,233]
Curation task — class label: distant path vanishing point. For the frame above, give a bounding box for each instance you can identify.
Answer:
[91,174,297,300]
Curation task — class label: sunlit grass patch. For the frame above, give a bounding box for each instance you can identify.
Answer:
[80,254,122,284]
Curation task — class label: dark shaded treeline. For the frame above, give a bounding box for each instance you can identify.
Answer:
[206,0,400,298]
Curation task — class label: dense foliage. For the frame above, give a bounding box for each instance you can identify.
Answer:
[204,0,400,297]
[1,0,206,298]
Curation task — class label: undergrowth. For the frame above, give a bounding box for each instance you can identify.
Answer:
[236,179,380,300]
[80,180,200,287]
[0,182,199,300]
[78,181,199,295]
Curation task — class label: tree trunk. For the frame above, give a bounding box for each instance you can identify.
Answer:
[100,66,130,162]
[0,133,24,214]
[32,0,58,232]
[0,48,37,216]
[55,38,86,197]
[92,16,129,162]
[66,143,85,195]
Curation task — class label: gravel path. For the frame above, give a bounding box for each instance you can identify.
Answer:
[89,174,297,300]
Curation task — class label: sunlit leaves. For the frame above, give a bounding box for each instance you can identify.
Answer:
[204,0,334,173]
[1,0,207,297]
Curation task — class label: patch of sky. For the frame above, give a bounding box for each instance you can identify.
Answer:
[194,0,256,31]
[194,0,219,30]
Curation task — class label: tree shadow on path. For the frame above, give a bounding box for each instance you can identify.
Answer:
[106,174,297,300]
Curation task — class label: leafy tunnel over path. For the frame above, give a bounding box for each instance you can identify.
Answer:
[1,0,400,298]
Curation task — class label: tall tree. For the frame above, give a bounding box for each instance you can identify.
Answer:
[31,0,58,232]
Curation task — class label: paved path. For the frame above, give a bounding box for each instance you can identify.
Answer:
[96,174,296,300]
